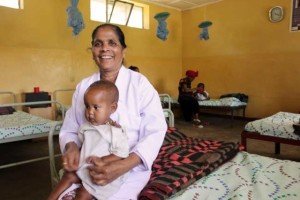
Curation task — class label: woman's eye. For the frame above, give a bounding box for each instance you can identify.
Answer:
[109,40,117,47]
[93,42,102,47]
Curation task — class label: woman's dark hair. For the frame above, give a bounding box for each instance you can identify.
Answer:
[91,23,127,49]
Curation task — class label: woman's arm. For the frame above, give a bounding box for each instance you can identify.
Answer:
[86,153,141,186]
[182,82,196,93]
[61,142,80,172]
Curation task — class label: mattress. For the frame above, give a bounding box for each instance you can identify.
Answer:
[198,97,247,107]
[169,151,300,200]
[0,111,61,140]
[244,112,300,140]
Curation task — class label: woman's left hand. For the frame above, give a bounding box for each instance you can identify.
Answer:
[86,156,121,186]
[86,153,141,186]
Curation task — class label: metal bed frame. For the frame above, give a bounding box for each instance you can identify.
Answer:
[241,129,300,154]
[159,93,175,127]
[0,91,63,169]
[199,104,246,127]
[53,88,75,120]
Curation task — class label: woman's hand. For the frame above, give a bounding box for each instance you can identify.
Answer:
[86,153,141,186]
[61,142,80,172]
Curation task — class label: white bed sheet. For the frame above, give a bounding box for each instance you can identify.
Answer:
[244,112,300,140]
[169,151,300,200]
[0,111,60,141]
[198,97,247,107]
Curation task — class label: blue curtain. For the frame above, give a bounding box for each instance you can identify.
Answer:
[66,0,85,36]
[154,12,170,41]
[198,21,212,41]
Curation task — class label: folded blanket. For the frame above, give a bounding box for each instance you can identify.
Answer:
[138,127,241,200]
[0,106,16,115]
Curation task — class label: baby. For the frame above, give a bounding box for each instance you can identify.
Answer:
[194,83,210,101]
[48,80,129,200]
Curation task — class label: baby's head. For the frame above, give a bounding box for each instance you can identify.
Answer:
[197,83,205,93]
[84,80,119,125]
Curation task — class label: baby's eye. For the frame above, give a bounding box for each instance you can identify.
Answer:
[94,105,99,110]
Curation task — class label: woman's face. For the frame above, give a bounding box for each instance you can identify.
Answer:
[92,26,126,72]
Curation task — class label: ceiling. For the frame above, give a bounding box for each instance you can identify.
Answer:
[142,0,223,11]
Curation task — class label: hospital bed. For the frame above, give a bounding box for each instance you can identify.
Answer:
[53,88,75,120]
[159,94,175,127]
[52,127,300,199]
[198,97,247,127]
[241,111,300,154]
[0,91,63,169]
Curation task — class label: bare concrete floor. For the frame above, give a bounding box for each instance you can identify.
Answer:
[0,115,299,200]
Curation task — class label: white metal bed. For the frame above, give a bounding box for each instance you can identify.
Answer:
[53,88,75,120]
[159,93,175,127]
[0,91,63,169]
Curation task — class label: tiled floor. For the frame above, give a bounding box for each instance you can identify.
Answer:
[0,115,299,200]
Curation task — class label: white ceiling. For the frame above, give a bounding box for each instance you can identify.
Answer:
[142,0,223,11]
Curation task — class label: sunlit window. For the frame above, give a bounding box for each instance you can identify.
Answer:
[90,0,149,29]
[0,0,23,9]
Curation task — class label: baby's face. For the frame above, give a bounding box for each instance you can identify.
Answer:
[84,89,112,126]
[197,86,204,93]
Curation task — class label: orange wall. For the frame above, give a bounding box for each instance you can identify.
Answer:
[0,0,182,104]
[182,0,300,118]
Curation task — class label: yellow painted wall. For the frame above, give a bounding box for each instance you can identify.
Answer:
[1,0,299,118]
[0,0,182,104]
[182,0,300,118]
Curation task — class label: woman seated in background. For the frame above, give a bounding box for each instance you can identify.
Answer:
[178,70,201,126]
[194,82,210,101]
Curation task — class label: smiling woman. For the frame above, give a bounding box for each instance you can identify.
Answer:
[50,23,167,199]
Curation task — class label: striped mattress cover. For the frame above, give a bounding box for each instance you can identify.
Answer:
[244,112,300,140]
[198,97,247,107]
[168,150,300,200]
[0,111,61,141]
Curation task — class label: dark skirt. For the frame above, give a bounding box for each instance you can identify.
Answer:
[178,95,199,121]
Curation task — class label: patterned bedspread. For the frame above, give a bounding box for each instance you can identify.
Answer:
[244,112,300,140]
[0,111,60,140]
[168,151,300,200]
[138,128,240,199]
[198,97,247,107]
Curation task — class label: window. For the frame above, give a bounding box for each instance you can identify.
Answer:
[90,0,149,29]
[0,0,23,9]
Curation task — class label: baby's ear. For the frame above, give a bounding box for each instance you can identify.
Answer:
[110,102,118,114]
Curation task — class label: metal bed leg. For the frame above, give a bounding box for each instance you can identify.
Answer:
[48,121,62,189]
[275,142,280,154]
[241,132,247,151]
[231,109,234,128]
